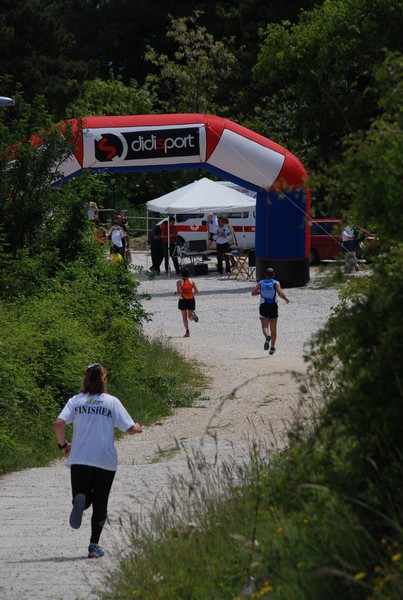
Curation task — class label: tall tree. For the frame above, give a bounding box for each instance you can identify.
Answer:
[0,0,98,118]
[145,12,236,114]
[252,0,403,214]
[0,91,77,255]
[65,76,155,118]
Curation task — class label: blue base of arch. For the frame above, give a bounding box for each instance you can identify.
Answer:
[255,189,309,286]
[256,257,310,288]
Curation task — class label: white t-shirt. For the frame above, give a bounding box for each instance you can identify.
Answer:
[111,228,125,248]
[58,392,134,471]
[215,224,232,244]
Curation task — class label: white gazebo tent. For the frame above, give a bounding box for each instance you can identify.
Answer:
[146,177,256,272]
[147,177,256,214]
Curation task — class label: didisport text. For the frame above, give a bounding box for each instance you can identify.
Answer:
[130,133,197,154]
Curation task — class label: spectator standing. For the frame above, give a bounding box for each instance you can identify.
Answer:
[107,220,126,258]
[118,210,131,261]
[117,210,129,233]
[214,217,232,274]
[175,267,199,337]
[222,217,237,247]
[342,225,360,272]
[54,363,142,559]
[206,213,218,250]
[161,216,180,275]
[251,267,290,356]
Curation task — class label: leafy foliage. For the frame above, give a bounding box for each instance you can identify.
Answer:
[253,0,403,214]
[65,76,155,118]
[145,12,236,114]
[0,94,79,256]
[0,246,204,474]
[336,52,403,241]
[0,0,98,117]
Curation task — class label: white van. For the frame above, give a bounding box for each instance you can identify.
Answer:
[173,209,255,250]
[170,182,256,250]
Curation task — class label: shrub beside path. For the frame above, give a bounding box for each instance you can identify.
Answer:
[0,259,339,600]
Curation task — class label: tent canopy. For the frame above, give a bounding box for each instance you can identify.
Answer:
[146,177,256,214]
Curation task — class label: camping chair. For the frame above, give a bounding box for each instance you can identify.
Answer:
[226,251,249,279]
[226,250,256,280]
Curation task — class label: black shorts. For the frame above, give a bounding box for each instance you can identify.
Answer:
[259,302,278,319]
[178,297,196,311]
[208,232,215,241]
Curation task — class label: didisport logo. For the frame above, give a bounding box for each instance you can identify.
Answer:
[94,133,124,162]
[124,127,200,160]
[94,127,200,163]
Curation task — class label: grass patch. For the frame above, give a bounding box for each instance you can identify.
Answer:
[98,421,403,600]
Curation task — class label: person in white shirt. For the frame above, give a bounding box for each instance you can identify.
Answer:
[206,213,218,250]
[55,363,142,558]
[342,225,360,271]
[107,220,126,257]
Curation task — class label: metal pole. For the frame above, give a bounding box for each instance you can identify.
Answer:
[167,214,171,277]
[146,210,149,270]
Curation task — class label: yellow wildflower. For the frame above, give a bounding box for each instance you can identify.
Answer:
[258,585,273,595]
[354,572,366,580]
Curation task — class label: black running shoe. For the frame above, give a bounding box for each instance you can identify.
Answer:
[70,493,85,529]
[88,544,104,558]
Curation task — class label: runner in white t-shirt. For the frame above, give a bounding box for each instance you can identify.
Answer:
[55,363,142,559]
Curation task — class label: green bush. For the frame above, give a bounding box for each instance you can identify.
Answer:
[0,249,204,474]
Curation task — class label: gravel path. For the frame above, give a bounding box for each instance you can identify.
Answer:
[0,256,340,600]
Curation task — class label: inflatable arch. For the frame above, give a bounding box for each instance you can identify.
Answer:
[55,114,310,286]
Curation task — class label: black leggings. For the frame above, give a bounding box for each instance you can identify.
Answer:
[71,464,116,544]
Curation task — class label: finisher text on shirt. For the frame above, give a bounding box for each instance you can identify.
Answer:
[75,405,112,417]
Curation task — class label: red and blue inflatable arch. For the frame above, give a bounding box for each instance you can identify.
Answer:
[55,114,310,286]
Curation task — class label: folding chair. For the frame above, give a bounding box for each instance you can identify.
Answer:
[226,251,249,279]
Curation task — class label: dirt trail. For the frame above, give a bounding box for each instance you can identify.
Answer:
[0,262,338,600]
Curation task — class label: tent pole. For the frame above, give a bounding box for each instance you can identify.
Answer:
[146,211,149,270]
[167,214,171,277]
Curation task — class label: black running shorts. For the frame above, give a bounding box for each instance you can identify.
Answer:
[259,302,278,319]
[178,298,196,311]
